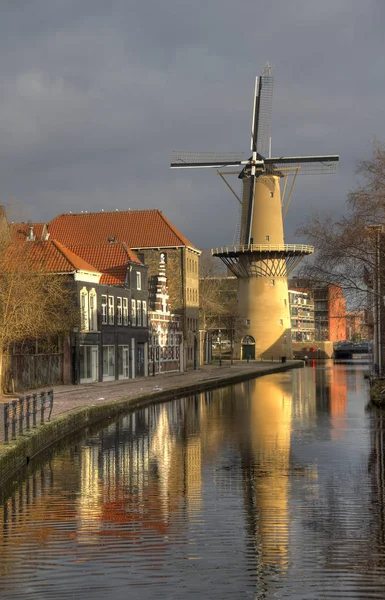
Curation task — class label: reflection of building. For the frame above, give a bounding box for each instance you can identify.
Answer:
[288,289,315,342]
[244,377,293,570]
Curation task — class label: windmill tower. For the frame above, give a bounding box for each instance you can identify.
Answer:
[171,64,339,360]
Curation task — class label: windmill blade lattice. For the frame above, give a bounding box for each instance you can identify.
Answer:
[171,151,244,169]
[264,155,339,175]
[254,76,274,157]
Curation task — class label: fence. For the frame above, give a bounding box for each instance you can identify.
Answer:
[3,390,54,444]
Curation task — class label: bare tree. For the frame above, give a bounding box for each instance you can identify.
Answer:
[199,252,230,332]
[297,140,385,310]
[0,218,78,392]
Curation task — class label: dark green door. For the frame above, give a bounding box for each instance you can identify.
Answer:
[242,344,255,360]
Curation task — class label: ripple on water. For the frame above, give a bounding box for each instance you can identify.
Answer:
[1,365,385,599]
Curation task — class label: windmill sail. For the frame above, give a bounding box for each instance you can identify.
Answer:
[171,151,244,169]
[264,155,339,175]
[255,76,274,158]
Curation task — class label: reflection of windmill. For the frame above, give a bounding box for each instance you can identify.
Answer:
[171,64,339,360]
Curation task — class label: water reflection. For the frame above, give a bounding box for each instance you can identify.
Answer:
[1,364,384,600]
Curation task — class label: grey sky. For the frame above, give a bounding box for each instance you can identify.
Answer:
[1,0,384,248]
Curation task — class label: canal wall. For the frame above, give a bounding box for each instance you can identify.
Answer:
[0,361,303,488]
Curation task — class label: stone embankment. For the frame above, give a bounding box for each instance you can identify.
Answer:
[0,360,303,488]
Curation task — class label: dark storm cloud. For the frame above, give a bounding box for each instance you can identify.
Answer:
[0,0,384,247]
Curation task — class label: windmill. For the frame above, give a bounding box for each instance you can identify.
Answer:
[170,63,339,360]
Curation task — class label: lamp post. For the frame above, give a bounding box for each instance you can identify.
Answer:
[368,225,383,376]
[193,330,197,370]
[218,329,222,367]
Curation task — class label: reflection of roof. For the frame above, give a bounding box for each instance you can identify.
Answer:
[1,240,100,274]
[48,210,197,249]
[68,243,140,285]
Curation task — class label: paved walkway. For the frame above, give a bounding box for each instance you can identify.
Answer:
[0,360,300,442]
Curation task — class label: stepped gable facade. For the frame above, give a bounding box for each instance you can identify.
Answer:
[48,209,201,369]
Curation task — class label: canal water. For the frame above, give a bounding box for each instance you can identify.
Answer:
[1,363,384,599]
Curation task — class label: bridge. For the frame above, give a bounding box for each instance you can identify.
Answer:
[334,342,371,359]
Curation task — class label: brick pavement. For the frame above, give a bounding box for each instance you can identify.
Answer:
[0,360,300,443]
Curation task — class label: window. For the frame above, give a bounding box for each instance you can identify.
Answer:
[131,299,136,326]
[117,297,122,325]
[142,301,147,327]
[89,289,97,331]
[270,280,275,286]
[136,271,141,290]
[284,299,287,306]
[137,299,142,326]
[103,345,115,379]
[266,235,270,242]
[270,191,274,198]
[80,288,89,332]
[280,319,284,326]
[108,296,114,325]
[123,298,129,325]
[101,295,107,325]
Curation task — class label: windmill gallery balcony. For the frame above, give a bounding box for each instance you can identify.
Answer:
[211,243,314,278]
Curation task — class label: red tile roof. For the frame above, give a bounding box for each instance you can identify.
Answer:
[68,243,140,285]
[9,222,47,241]
[48,209,197,249]
[0,240,100,274]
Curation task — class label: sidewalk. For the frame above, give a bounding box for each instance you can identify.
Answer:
[0,360,302,444]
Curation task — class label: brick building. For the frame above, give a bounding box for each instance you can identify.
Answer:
[290,279,346,342]
[48,210,201,368]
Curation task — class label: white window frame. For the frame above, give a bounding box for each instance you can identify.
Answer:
[80,287,89,332]
[131,299,136,326]
[137,299,142,326]
[108,296,114,325]
[136,271,141,290]
[142,300,147,327]
[101,295,107,325]
[89,288,97,331]
[123,298,129,326]
[117,297,122,326]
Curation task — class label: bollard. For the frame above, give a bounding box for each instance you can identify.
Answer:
[47,390,54,421]
[18,397,24,435]
[11,400,17,440]
[26,395,31,430]
[32,394,38,428]
[4,403,9,444]
[40,392,45,424]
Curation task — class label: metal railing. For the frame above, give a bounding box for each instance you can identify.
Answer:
[211,243,314,255]
[3,390,54,444]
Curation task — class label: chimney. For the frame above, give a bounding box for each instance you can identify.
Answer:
[27,225,35,241]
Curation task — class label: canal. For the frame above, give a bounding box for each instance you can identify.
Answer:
[1,363,384,599]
